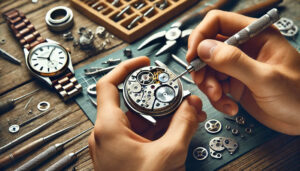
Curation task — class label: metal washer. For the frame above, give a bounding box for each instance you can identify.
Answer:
[9,124,20,134]
[45,6,74,32]
[192,147,208,161]
[37,101,50,111]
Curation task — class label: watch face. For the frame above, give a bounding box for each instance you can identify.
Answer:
[28,43,69,76]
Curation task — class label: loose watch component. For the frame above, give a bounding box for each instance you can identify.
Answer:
[123,65,189,117]
[45,6,74,32]
[223,138,238,154]
[37,101,50,111]
[209,148,222,159]
[231,128,240,136]
[9,124,20,134]
[274,17,294,31]
[192,147,208,161]
[87,84,97,96]
[205,119,222,134]
[245,127,252,135]
[280,25,298,37]
[209,137,225,152]
[235,116,246,125]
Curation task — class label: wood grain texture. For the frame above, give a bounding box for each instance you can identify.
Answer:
[0,0,299,170]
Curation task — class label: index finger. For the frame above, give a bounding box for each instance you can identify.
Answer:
[186,10,279,62]
[96,56,150,109]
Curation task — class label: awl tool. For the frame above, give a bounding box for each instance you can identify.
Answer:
[45,145,89,171]
[15,127,93,171]
[0,48,21,65]
[172,8,279,82]
[0,121,84,168]
[0,88,40,114]
[0,110,71,154]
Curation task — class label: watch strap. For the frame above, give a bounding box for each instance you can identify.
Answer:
[52,72,82,101]
[3,9,45,50]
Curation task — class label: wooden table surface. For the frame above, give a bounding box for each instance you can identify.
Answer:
[0,0,299,170]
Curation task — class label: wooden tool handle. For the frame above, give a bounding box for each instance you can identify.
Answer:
[237,0,283,16]
[0,138,44,168]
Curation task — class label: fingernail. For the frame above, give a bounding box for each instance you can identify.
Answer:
[199,40,217,60]
[223,104,233,115]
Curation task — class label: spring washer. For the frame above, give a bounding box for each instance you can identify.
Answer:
[37,101,50,111]
[9,124,20,134]
[45,6,74,32]
[192,147,208,161]
[205,119,222,134]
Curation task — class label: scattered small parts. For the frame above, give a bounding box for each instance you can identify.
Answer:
[274,17,298,37]
[205,119,222,134]
[123,48,132,57]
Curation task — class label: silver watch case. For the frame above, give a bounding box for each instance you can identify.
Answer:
[123,62,191,120]
[23,39,74,86]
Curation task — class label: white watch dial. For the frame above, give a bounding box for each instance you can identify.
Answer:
[29,44,68,74]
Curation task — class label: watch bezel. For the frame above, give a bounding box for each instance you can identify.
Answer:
[27,42,70,77]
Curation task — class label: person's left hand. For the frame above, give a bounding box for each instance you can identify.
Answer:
[88,56,206,171]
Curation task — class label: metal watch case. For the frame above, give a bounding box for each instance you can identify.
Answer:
[23,39,74,86]
[123,65,190,118]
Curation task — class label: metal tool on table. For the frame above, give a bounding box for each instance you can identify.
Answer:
[0,89,40,114]
[84,65,116,76]
[0,48,21,65]
[8,108,54,134]
[0,110,71,154]
[0,121,84,168]
[45,145,89,171]
[137,0,282,56]
[172,8,279,82]
[15,127,93,171]
[127,6,155,29]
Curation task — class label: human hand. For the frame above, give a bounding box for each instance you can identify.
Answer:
[186,10,300,135]
[88,57,206,171]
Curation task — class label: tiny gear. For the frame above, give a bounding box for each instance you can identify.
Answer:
[192,147,208,161]
[205,119,222,134]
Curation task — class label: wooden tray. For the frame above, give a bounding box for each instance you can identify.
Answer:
[70,0,198,43]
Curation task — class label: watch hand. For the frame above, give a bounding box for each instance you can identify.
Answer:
[37,56,49,59]
[48,47,56,60]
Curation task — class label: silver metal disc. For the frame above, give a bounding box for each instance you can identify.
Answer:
[158,72,169,83]
[9,124,20,134]
[205,119,222,134]
[155,86,175,103]
[209,137,225,152]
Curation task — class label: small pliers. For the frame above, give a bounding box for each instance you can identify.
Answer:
[137,0,282,56]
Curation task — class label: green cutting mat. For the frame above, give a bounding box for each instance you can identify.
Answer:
[74,1,299,170]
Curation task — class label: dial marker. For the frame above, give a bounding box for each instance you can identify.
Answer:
[40,66,43,71]
[34,63,38,66]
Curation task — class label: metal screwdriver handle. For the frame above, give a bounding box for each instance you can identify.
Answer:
[172,8,279,82]
[45,145,89,171]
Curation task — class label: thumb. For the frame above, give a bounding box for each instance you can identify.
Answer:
[162,95,206,146]
[197,39,265,86]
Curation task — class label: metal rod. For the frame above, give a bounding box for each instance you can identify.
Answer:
[0,110,71,154]
[19,108,54,127]
[0,48,21,65]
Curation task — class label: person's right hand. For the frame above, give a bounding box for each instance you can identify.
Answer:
[186,10,300,135]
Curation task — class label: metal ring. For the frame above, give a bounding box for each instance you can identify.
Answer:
[37,101,50,111]
[45,6,74,32]
[192,147,208,161]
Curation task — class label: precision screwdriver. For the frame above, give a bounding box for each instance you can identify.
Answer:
[0,110,71,154]
[45,145,89,171]
[15,127,93,171]
[172,8,279,82]
[0,88,40,114]
[0,121,84,168]
[0,48,21,65]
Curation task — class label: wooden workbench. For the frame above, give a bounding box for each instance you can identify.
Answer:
[0,0,299,170]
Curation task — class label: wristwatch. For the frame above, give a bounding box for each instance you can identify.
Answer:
[3,9,82,101]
